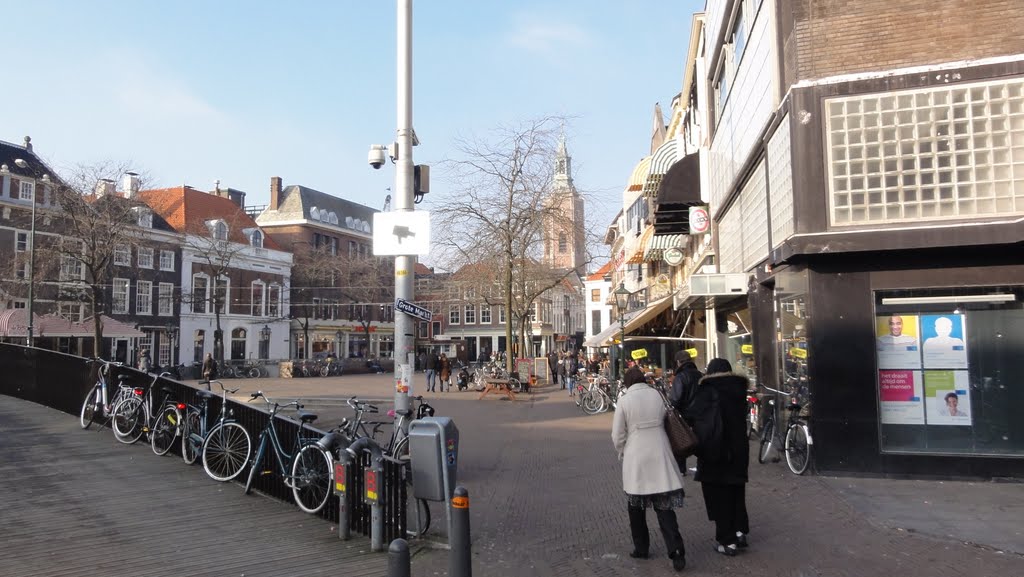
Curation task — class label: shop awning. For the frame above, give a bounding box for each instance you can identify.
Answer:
[626,226,655,264]
[657,153,701,205]
[584,323,624,348]
[643,234,684,262]
[622,295,674,335]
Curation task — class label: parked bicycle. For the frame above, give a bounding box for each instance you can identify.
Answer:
[79,358,131,429]
[243,391,333,514]
[198,380,253,482]
[109,371,177,445]
[757,385,813,474]
[746,388,761,440]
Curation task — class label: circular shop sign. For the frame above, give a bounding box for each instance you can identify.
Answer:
[689,206,711,234]
[663,247,685,267]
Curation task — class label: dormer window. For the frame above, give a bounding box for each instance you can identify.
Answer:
[206,220,229,240]
[329,212,338,225]
[134,207,153,228]
[310,206,320,220]
[345,216,354,228]
[250,230,263,248]
[20,181,35,201]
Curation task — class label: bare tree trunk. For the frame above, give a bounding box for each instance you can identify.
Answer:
[91,290,102,358]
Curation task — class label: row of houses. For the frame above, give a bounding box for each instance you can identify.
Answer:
[0,137,588,369]
[584,0,1023,478]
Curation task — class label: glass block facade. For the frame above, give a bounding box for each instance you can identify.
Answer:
[826,78,1024,225]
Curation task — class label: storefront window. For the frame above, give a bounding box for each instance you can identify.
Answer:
[875,286,1024,456]
[773,269,810,413]
[719,310,756,385]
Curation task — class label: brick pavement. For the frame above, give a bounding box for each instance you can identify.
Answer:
[202,372,1024,576]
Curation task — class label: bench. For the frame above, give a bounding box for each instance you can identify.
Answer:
[479,378,518,401]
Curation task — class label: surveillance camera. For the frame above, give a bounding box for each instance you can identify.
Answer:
[368,145,386,170]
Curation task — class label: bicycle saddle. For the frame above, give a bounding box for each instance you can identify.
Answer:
[160,385,176,396]
[196,389,214,400]
[297,410,318,424]
[117,374,132,382]
[786,403,803,413]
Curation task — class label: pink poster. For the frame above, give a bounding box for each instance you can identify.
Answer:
[878,370,925,424]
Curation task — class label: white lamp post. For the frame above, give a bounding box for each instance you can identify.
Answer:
[14,158,46,347]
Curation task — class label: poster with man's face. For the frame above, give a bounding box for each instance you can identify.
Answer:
[876,314,920,369]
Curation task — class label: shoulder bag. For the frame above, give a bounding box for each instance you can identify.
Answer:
[656,387,699,462]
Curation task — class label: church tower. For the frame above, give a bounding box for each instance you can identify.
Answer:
[543,133,586,274]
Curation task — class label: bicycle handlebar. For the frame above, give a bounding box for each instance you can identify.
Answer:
[760,385,792,396]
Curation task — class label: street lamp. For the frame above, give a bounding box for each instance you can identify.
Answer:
[335,329,343,357]
[14,158,47,348]
[165,322,178,365]
[613,282,630,378]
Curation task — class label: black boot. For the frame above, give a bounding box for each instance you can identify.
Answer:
[671,546,686,571]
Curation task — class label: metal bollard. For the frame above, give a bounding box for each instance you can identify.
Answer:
[387,538,410,577]
[449,486,471,577]
[334,450,353,541]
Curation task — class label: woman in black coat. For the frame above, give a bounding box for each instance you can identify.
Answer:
[684,358,750,556]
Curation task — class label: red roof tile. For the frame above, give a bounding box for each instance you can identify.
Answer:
[136,187,282,251]
[586,261,613,281]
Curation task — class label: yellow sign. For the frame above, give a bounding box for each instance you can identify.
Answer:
[685,348,698,358]
[336,480,346,492]
[741,344,753,355]
[789,347,807,359]
[451,495,469,509]
[396,269,408,276]
[630,349,648,360]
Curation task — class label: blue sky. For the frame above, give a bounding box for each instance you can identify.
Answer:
[4,0,703,246]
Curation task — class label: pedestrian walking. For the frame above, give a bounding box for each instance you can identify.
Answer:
[548,350,559,387]
[439,353,451,392]
[137,349,152,374]
[685,358,750,557]
[425,350,438,392]
[202,352,217,381]
[612,359,687,572]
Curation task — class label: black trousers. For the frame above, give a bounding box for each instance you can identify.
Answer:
[700,483,749,546]
[627,506,684,557]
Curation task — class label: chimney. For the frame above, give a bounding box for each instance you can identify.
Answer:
[94,179,115,197]
[121,172,140,198]
[270,176,282,209]
[23,136,32,153]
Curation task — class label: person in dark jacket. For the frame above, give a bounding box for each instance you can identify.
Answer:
[684,358,750,557]
[623,359,645,387]
[669,351,703,413]
[548,351,560,387]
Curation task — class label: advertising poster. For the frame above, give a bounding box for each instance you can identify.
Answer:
[920,314,968,369]
[878,370,925,424]
[875,314,921,369]
[923,370,972,426]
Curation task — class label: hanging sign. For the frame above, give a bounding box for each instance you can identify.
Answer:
[689,206,710,235]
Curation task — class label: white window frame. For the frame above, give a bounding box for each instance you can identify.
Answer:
[158,283,173,316]
[159,250,175,271]
[112,278,130,314]
[250,230,263,248]
[113,244,131,266]
[214,276,229,315]
[191,274,210,314]
[499,305,506,324]
[464,304,476,324]
[19,181,34,201]
[251,280,266,317]
[268,284,281,318]
[480,305,491,324]
[59,254,83,282]
[15,232,27,252]
[137,208,153,228]
[137,247,154,269]
[136,280,153,315]
[449,305,460,325]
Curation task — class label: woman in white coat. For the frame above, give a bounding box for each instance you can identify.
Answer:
[612,361,686,572]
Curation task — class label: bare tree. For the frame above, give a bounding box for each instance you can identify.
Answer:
[287,244,340,359]
[433,117,597,371]
[334,253,394,357]
[38,162,149,357]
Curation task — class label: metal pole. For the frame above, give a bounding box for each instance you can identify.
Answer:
[619,316,625,378]
[388,539,411,577]
[449,486,471,577]
[26,187,36,347]
[392,0,414,432]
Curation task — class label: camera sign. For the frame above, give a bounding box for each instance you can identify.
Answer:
[689,206,710,235]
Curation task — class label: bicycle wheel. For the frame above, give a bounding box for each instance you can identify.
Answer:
[581,391,603,415]
[202,422,251,482]
[247,367,261,379]
[746,403,757,440]
[473,372,485,391]
[79,384,100,429]
[785,424,811,475]
[508,378,522,393]
[291,444,333,514]
[182,409,202,465]
[112,396,148,445]
[150,405,180,456]
[758,419,775,464]
[403,464,431,537]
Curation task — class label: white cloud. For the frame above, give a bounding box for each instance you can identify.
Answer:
[506,20,590,55]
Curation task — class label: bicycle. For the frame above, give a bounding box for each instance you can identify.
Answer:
[243,391,333,515]
[79,358,131,429]
[109,371,177,445]
[198,381,253,482]
[745,389,760,440]
[757,386,813,474]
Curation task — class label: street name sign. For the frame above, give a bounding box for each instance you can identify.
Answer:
[395,298,432,322]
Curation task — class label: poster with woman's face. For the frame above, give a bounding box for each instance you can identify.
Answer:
[920,314,968,369]
[924,370,972,426]
[876,314,920,369]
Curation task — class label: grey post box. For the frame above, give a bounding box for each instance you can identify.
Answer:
[408,416,459,502]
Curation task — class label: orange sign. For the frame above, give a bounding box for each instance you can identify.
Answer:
[451,495,469,509]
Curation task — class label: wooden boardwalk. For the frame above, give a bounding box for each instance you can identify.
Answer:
[0,395,402,577]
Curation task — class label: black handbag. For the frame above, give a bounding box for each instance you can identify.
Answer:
[657,388,699,461]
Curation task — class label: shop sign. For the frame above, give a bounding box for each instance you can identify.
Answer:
[741,344,754,355]
[664,247,685,267]
[630,348,648,360]
[689,206,710,235]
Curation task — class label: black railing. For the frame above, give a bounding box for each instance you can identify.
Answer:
[0,343,405,540]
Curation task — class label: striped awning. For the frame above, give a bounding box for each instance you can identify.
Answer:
[643,234,684,262]
[625,226,655,264]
